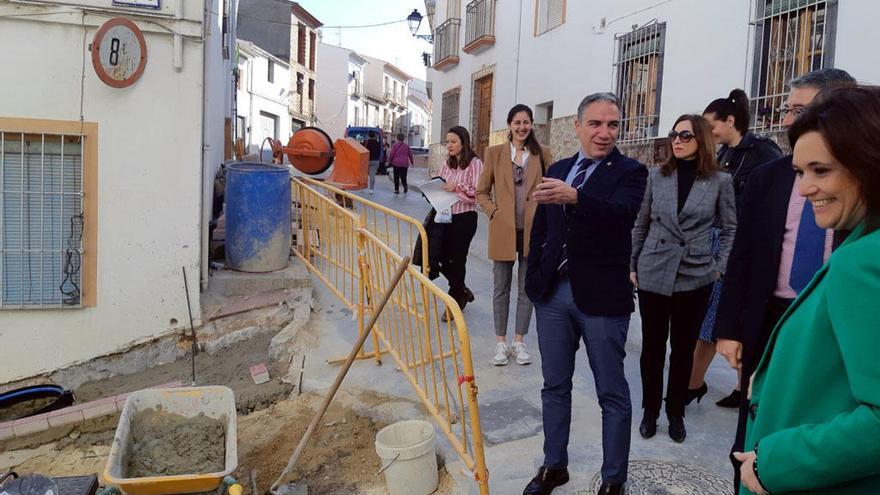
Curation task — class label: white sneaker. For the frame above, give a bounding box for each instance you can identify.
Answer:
[492,342,510,366]
[368,189,374,195]
[512,342,532,365]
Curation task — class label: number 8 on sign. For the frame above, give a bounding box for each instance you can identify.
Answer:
[92,17,148,88]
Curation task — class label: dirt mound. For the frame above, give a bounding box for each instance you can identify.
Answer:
[237,395,387,494]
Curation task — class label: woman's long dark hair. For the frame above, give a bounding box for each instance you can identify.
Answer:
[447,126,477,169]
[507,104,544,158]
[661,114,719,179]
[704,89,751,136]
[789,84,880,232]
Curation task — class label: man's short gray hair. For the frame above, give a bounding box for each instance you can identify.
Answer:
[789,68,856,92]
[577,92,620,121]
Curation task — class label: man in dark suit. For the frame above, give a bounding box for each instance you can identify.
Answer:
[713,68,856,490]
[522,92,648,495]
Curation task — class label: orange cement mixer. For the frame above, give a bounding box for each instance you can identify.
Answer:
[265,127,368,190]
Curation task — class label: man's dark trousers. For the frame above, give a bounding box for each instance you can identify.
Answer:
[535,276,632,484]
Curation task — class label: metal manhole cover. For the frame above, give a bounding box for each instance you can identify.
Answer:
[584,460,734,495]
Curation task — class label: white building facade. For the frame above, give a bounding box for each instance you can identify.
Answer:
[236,40,292,154]
[0,0,237,383]
[425,0,880,167]
[288,4,322,130]
[363,56,414,137]
[406,94,432,148]
[237,1,322,131]
[315,43,368,141]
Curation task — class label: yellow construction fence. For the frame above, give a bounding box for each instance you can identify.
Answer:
[290,176,490,494]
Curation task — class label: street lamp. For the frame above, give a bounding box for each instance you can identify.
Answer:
[407,9,433,43]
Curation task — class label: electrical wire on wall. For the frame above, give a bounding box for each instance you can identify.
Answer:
[60,212,84,306]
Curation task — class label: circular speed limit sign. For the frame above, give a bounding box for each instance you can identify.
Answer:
[91,18,148,88]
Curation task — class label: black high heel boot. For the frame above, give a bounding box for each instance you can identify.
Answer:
[668,416,687,443]
[463,286,475,303]
[716,389,742,408]
[639,411,658,439]
[684,382,708,405]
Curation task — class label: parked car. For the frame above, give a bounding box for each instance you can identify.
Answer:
[345,126,388,174]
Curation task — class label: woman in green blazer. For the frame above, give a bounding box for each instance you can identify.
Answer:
[736,85,880,494]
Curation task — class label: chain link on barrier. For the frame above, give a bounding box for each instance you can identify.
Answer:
[290,177,490,494]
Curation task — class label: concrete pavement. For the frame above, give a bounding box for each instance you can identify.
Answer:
[302,167,741,494]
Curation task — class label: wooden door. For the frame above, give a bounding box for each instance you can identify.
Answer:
[475,74,493,159]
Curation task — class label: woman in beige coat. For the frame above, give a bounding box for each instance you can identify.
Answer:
[476,104,552,366]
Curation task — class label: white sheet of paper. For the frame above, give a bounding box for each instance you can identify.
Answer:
[418,177,459,212]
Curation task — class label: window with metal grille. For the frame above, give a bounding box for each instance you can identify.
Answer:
[440,89,460,137]
[1,132,84,308]
[535,0,564,35]
[297,23,307,66]
[309,31,316,71]
[749,0,837,132]
[613,22,665,144]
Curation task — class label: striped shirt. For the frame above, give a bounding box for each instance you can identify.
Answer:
[775,175,834,298]
[440,157,484,215]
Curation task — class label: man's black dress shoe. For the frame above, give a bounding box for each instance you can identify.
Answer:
[668,416,686,443]
[639,412,658,439]
[522,466,569,495]
[597,482,624,495]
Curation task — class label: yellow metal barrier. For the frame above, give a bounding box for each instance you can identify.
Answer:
[295,176,430,272]
[290,177,490,494]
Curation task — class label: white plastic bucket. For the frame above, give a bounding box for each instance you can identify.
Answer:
[374,420,439,495]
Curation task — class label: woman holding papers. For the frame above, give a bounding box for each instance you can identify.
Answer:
[477,104,552,366]
[438,126,483,315]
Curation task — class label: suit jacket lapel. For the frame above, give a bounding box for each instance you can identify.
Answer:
[497,145,514,193]
[679,175,711,222]
[525,147,543,193]
[559,152,579,180]
[768,164,795,253]
[655,169,685,239]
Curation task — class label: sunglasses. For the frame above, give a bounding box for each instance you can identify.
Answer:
[514,163,524,185]
[667,130,696,143]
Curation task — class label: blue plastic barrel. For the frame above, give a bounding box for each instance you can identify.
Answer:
[225,162,291,272]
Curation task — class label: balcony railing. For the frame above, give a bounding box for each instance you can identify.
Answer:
[433,18,461,71]
[464,0,495,53]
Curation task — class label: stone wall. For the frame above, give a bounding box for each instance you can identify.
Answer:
[427,112,792,173]
[547,115,579,161]
[428,142,446,176]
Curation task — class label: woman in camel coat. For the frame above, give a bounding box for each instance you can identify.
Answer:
[476,104,552,366]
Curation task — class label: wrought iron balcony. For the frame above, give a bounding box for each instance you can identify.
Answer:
[464,0,495,54]
[433,18,461,71]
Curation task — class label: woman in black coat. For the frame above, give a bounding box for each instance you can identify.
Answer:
[687,89,783,408]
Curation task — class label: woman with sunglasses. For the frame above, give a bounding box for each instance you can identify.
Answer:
[630,115,737,442]
[687,89,784,408]
[476,104,552,365]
